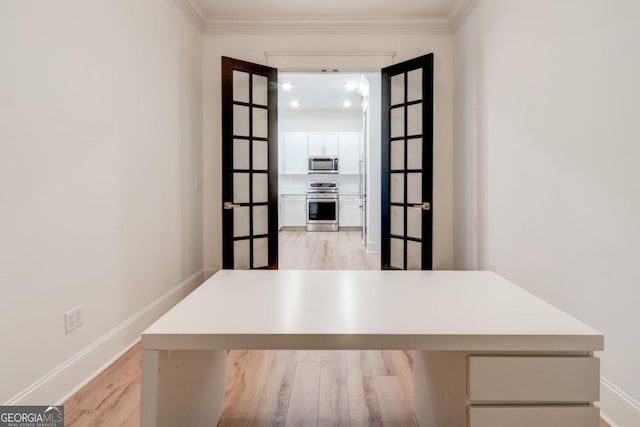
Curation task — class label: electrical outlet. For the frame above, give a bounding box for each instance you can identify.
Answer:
[194,178,203,191]
[65,305,83,334]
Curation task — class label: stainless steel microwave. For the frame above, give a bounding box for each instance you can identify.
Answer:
[308,157,339,174]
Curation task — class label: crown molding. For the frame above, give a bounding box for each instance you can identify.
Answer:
[172,0,205,30]
[448,0,482,31]
[174,0,481,34]
[202,17,451,35]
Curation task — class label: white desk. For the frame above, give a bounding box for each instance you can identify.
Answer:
[141,270,603,427]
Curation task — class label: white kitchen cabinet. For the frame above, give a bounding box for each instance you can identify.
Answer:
[279,195,307,228]
[338,132,361,175]
[339,195,362,228]
[281,132,308,174]
[308,132,339,157]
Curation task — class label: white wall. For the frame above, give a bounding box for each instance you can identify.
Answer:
[203,33,454,271]
[0,0,203,404]
[454,1,640,424]
[279,109,362,133]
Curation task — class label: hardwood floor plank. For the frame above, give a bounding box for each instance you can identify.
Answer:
[367,350,392,376]
[298,350,323,362]
[249,350,297,427]
[382,350,415,407]
[285,361,321,427]
[374,376,417,427]
[279,230,379,270]
[345,350,383,427]
[219,350,274,426]
[318,351,349,427]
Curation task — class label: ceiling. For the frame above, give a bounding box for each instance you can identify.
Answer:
[278,73,365,112]
[192,0,462,19]
[177,0,480,33]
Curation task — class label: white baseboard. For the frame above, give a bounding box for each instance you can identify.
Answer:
[203,267,218,281]
[599,377,640,427]
[4,269,205,406]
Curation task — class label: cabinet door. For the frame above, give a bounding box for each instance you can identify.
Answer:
[282,132,308,174]
[339,197,363,227]
[309,132,339,157]
[338,132,361,174]
[324,132,339,156]
[308,133,324,156]
[281,199,307,227]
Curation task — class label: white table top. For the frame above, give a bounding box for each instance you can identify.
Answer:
[142,270,603,352]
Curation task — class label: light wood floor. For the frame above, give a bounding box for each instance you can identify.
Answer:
[278,230,379,270]
[63,231,610,426]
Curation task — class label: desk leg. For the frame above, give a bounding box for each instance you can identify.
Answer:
[414,351,467,427]
[141,349,226,427]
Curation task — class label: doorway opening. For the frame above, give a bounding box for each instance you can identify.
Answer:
[276,72,382,270]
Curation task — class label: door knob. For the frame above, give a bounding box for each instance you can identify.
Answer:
[412,202,431,211]
[224,202,241,210]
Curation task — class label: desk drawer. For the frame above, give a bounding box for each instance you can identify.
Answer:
[469,406,600,427]
[468,356,599,403]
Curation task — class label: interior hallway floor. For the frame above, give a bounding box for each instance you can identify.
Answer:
[63,230,610,426]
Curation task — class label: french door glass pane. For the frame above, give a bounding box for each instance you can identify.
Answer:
[407,173,422,205]
[233,71,250,103]
[233,105,250,137]
[407,241,421,269]
[234,206,250,237]
[253,140,268,170]
[234,240,250,269]
[407,138,422,170]
[233,173,250,203]
[390,173,404,204]
[390,238,404,269]
[253,205,268,235]
[253,238,268,268]
[407,69,422,102]
[253,173,268,203]
[253,108,268,138]
[391,74,405,105]
[391,206,404,236]
[407,103,422,136]
[391,107,404,138]
[233,139,250,170]
[391,140,404,170]
[253,75,268,106]
[407,207,421,239]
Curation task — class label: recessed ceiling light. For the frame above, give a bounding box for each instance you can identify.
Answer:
[343,100,352,108]
[345,82,358,91]
[282,82,292,91]
[290,100,300,108]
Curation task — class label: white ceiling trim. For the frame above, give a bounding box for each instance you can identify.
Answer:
[173,0,482,34]
[202,17,451,35]
[448,0,482,31]
[172,0,206,29]
[264,50,397,71]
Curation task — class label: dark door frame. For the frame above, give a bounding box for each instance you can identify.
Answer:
[221,56,279,269]
[381,54,434,270]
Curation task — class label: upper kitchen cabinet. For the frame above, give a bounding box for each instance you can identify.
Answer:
[281,132,308,174]
[338,132,361,175]
[308,132,339,157]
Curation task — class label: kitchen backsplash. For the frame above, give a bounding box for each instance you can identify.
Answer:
[279,174,360,194]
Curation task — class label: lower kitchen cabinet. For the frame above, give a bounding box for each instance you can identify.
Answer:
[339,195,362,228]
[279,195,306,229]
